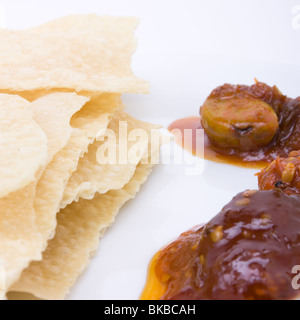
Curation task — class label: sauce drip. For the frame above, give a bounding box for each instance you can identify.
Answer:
[142,190,300,300]
[140,252,167,300]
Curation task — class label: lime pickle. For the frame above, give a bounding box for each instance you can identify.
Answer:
[169,81,300,167]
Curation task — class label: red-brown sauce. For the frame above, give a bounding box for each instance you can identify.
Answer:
[169,82,300,168]
[142,189,300,300]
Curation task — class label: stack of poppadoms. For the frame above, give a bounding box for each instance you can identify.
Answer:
[0,15,161,300]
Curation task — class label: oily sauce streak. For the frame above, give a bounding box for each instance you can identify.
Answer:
[146,190,300,300]
[169,82,300,168]
[168,117,267,169]
[140,252,167,300]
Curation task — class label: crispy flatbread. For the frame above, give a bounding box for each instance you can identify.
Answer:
[11,94,121,295]
[29,93,90,162]
[61,111,160,208]
[0,184,41,299]
[0,15,149,95]
[32,94,121,244]
[0,14,157,300]
[10,115,161,300]
[0,94,48,197]
[10,158,158,300]
[0,94,48,294]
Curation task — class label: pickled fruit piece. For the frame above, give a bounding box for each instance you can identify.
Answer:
[258,150,300,195]
[200,94,279,151]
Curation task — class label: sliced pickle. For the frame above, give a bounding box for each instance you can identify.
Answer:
[200,96,279,151]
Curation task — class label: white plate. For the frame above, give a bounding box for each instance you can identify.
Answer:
[66,54,300,300]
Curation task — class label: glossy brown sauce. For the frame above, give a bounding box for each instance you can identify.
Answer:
[142,190,300,300]
[169,82,300,168]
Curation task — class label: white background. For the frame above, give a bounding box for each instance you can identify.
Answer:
[1,0,300,122]
[0,0,300,65]
[3,1,300,300]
